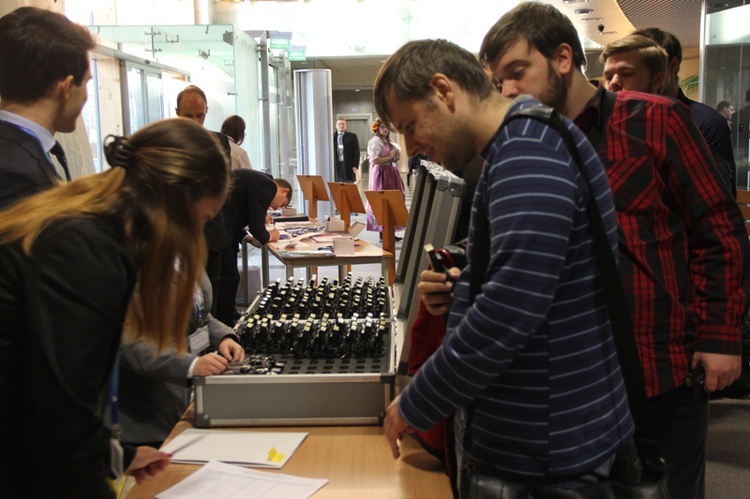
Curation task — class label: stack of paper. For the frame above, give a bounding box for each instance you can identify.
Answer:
[160,429,308,469]
[156,460,328,499]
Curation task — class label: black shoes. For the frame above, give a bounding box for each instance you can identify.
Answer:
[378,233,402,242]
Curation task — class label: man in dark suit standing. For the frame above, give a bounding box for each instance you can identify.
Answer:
[175,84,233,315]
[0,8,95,210]
[333,117,360,182]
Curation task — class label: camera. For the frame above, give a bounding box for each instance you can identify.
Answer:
[597,24,605,33]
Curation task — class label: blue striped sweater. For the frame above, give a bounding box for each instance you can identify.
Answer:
[399,97,634,477]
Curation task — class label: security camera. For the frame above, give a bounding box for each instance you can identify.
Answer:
[597,24,605,33]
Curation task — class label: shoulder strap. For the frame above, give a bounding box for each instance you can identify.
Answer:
[467,106,662,468]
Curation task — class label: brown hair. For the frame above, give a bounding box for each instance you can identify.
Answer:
[600,35,667,77]
[274,177,293,205]
[633,27,682,64]
[716,100,733,113]
[221,115,247,145]
[0,118,230,352]
[479,2,587,70]
[373,39,493,129]
[0,7,95,103]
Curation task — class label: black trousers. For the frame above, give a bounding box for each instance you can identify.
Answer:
[215,244,241,327]
[205,249,222,317]
[649,384,708,499]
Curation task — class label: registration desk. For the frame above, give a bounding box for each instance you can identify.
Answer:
[126,407,452,498]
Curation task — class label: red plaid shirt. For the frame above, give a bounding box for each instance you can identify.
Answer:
[575,87,750,397]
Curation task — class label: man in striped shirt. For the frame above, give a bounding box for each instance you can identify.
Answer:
[479,3,750,498]
[375,39,634,492]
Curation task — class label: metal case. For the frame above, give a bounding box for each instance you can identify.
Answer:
[194,279,398,427]
[396,161,466,324]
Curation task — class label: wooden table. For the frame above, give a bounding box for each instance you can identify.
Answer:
[261,239,392,287]
[125,407,452,498]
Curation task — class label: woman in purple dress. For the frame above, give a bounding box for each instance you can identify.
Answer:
[365,118,406,236]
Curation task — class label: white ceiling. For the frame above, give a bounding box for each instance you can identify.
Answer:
[288,0,707,88]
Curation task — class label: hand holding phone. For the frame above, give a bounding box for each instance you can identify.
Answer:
[424,243,454,283]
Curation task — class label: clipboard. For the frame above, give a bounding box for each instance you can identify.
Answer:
[364,189,408,284]
[328,182,366,231]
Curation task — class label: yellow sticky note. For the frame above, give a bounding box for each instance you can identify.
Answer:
[268,446,285,463]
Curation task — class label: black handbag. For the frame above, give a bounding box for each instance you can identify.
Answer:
[460,106,669,499]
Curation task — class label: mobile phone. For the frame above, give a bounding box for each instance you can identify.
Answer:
[425,243,456,286]
[424,243,446,272]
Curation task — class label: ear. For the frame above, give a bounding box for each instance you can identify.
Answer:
[54,75,75,101]
[175,107,181,116]
[652,71,666,94]
[429,73,455,108]
[552,43,574,76]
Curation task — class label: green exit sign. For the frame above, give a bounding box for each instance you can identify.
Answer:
[269,38,291,49]
[287,49,306,61]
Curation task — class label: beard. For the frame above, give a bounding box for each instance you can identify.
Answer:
[439,120,477,172]
[539,61,568,113]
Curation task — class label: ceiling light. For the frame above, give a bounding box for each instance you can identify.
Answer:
[580,17,603,22]
[574,8,595,15]
[563,0,589,4]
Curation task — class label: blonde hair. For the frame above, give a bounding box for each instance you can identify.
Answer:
[0,118,229,352]
[600,35,667,77]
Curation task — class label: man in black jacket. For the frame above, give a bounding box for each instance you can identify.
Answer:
[216,169,292,325]
[0,7,95,210]
[333,117,360,182]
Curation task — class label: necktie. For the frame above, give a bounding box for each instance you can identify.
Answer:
[338,133,343,145]
[50,141,71,181]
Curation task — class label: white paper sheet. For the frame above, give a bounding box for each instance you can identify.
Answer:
[156,460,328,499]
[160,429,308,469]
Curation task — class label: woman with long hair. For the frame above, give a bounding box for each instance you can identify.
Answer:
[365,118,406,236]
[0,118,230,497]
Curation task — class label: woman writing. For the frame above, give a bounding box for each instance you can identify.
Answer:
[365,118,406,238]
[0,118,230,497]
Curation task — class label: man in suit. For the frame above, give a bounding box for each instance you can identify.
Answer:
[216,169,292,326]
[175,84,232,315]
[0,7,95,210]
[334,117,360,182]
